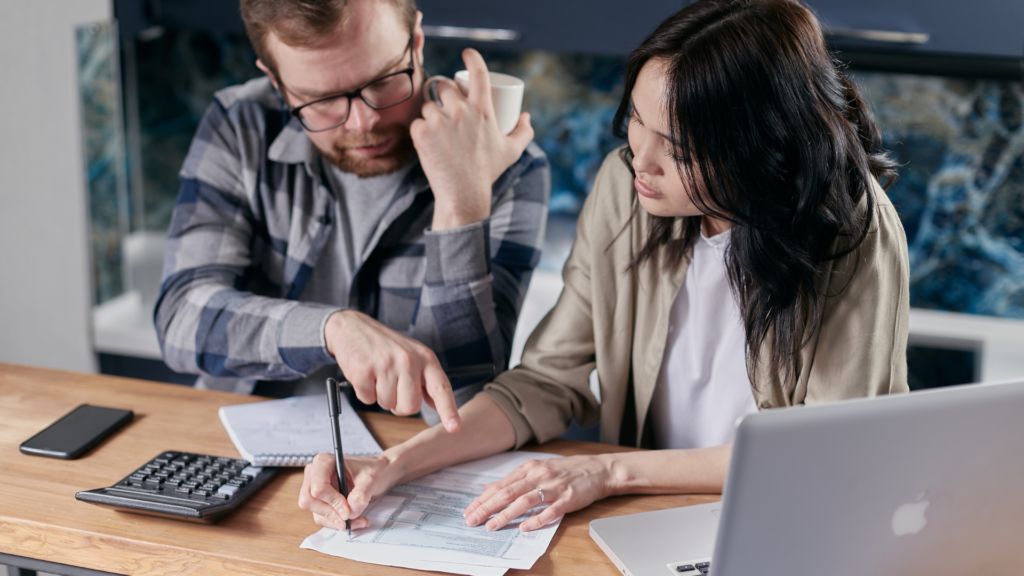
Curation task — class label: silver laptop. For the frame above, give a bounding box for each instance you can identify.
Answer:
[590,380,1024,576]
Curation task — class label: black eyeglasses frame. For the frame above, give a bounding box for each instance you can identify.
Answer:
[288,34,416,132]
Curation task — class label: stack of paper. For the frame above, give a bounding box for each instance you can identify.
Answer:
[301,451,564,576]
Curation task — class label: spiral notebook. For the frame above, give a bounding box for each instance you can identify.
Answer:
[218,394,383,466]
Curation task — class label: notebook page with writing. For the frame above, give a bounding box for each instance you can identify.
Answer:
[218,394,382,466]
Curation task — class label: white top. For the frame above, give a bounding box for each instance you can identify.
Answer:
[649,228,758,450]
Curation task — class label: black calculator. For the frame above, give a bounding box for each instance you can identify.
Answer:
[75,451,278,523]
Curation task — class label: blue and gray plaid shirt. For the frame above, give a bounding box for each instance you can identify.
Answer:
[155,77,550,391]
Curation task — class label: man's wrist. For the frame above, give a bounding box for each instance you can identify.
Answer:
[432,192,490,231]
[324,310,358,358]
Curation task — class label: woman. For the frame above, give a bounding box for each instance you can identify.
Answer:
[299,0,909,533]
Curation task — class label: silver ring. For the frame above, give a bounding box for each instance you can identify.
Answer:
[535,487,544,503]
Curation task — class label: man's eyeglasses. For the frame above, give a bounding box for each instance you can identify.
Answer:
[289,35,416,132]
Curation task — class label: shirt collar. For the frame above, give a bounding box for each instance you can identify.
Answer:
[267,117,315,165]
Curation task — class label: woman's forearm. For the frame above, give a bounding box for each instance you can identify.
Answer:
[383,395,731,498]
[606,443,732,496]
[384,393,518,485]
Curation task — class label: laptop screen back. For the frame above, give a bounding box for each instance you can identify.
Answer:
[712,380,1024,576]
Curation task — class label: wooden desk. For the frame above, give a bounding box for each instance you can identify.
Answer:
[0,364,718,575]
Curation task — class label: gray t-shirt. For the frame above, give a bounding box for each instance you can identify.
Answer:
[277,160,415,396]
[301,160,416,308]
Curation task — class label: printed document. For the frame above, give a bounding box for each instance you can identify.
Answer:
[301,451,564,575]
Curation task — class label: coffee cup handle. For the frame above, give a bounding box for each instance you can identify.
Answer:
[427,79,443,107]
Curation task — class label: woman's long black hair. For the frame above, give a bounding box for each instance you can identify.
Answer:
[615,0,897,386]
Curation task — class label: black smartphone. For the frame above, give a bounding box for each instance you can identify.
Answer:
[20,404,134,459]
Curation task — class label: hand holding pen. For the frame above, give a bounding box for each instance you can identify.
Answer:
[304,366,494,537]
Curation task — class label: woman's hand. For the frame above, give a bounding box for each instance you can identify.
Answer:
[463,454,619,532]
[298,452,405,530]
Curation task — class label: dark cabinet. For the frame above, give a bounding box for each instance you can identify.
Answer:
[416,0,684,56]
[418,0,1024,59]
[806,0,1024,58]
[115,0,687,56]
[116,0,1023,60]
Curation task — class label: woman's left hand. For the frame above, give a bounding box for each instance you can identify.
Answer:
[463,454,617,532]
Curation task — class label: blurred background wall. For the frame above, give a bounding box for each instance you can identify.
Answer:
[0,0,111,373]
[3,0,1024,390]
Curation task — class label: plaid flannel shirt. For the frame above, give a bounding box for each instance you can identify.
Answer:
[155,77,550,390]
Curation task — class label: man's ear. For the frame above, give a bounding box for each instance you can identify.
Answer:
[256,59,279,90]
[413,11,425,66]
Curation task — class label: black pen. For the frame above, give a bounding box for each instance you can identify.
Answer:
[325,378,351,540]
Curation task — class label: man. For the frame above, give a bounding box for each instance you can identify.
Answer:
[155,0,550,431]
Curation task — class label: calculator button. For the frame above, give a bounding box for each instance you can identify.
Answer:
[192,489,212,498]
[227,477,248,487]
[200,482,220,492]
[175,486,193,495]
[676,566,695,573]
[240,466,262,477]
[217,485,240,497]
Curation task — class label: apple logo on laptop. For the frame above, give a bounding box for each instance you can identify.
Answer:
[891,493,929,537]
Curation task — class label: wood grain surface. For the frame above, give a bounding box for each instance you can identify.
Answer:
[0,363,719,575]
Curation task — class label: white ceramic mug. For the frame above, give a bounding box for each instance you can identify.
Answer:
[454,70,525,135]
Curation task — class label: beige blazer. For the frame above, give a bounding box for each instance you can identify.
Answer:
[483,148,910,448]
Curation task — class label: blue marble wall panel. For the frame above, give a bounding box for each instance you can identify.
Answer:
[853,73,1024,318]
[77,22,127,305]
[94,30,1024,319]
[131,32,262,230]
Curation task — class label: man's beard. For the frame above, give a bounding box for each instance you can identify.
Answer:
[317,124,415,178]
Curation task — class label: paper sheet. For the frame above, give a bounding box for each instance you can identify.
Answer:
[301,451,564,575]
[219,394,382,466]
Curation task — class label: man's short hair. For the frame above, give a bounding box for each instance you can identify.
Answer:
[241,0,417,76]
